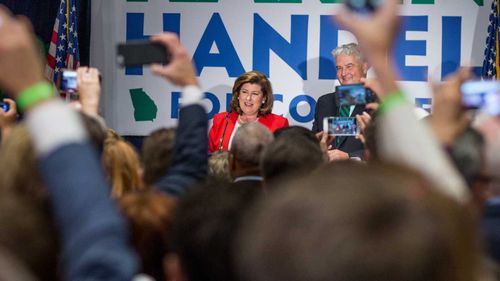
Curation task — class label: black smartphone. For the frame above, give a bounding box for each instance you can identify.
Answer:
[0,102,9,112]
[461,80,500,115]
[335,83,377,106]
[323,117,359,136]
[117,40,171,67]
[345,0,384,14]
[61,70,78,92]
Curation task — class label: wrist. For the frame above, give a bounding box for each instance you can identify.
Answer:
[16,82,56,113]
[379,90,408,114]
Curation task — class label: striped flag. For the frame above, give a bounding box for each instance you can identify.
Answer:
[45,0,80,83]
[482,0,500,79]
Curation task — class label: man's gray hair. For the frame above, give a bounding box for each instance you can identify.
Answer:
[332,43,365,63]
[230,123,274,166]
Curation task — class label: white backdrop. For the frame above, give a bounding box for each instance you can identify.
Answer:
[90,0,491,135]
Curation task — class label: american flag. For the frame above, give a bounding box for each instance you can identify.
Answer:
[45,0,80,82]
[482,0,499,79]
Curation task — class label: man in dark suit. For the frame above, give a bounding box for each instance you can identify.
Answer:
[312,43,369,160]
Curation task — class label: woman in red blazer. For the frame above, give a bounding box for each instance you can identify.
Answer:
[208,71,289,153]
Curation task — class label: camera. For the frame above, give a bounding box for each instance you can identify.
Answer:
[324,117,359,136]
[344,0,384,14]
[60,70,78,92]
[117,40,171,67]
[335,83,377,106]
[461,80,500,115]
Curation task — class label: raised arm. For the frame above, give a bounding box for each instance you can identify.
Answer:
[150,33,208,196]
[334,0,469,202]
[0,6,138,280]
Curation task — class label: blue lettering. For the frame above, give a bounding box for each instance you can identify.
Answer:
[289,94,316,122]
[193,13,245,77]
[126,13,180,75]
[441,17,461,79]
[273,93,283,104]
[253,14,308,79]
[394,16,428,81]
[318,15,340,79]
[171,91,182,118]
[204,92,221,119]
[172,91,220,119]
[414,97,432,113]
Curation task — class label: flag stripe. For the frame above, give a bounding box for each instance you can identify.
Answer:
[44,0,80,83]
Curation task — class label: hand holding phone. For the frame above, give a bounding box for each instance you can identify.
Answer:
[117,40,171,67]
[324,117,359,136]
[0,98,17,129]
[149,32,199,87]
[461,80,500,115]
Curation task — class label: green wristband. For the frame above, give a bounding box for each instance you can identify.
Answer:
[379,90,408,114]
[17,82,55,112]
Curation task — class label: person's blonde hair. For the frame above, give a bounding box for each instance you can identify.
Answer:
[102,137,144,198]
[230,71,274,116]
[0,125,45,200]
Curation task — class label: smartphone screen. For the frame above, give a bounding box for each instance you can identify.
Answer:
[323,117,359,136]
[335,84,375,106]
[61,70,78,92]
[461,80,500,113]
[0,102,9,112]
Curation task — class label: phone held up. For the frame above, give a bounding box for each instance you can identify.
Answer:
[324,117,359,136]
[344,0,384,15]
[117,40,171,67]
[335,83,377,106]
[461,80,500,115]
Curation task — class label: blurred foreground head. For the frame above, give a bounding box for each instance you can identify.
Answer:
[237,161,482,281]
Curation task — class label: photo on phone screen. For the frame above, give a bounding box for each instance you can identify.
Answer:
[461,80,500,115]
[335,84,375,106]
[324,117,359,136]
[61,70,78,92]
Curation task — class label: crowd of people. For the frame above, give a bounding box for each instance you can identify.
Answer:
[0,0,500,280]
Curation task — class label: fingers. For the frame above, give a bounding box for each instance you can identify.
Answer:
[150,32,198,87]
[333,6,358,33]
[365,102,379,111]
[0,5,13,22]
[3,98,15,107]
[77,67,87,85]
[151,32,180,53]
[327,149,350,162]
[0,98,16,120]
[356,112,372,131]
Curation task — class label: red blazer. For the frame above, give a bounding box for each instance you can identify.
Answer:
[208,111,289,153]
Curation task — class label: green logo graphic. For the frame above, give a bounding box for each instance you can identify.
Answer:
[129,88,158,122]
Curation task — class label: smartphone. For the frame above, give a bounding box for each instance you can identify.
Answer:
[344,0,384,14]
[0,102,9,112]
[461,80,500,115]
[61,70,78,92]
[324,117,359,136]
[335,84,377,106]
[117,40,171,67]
